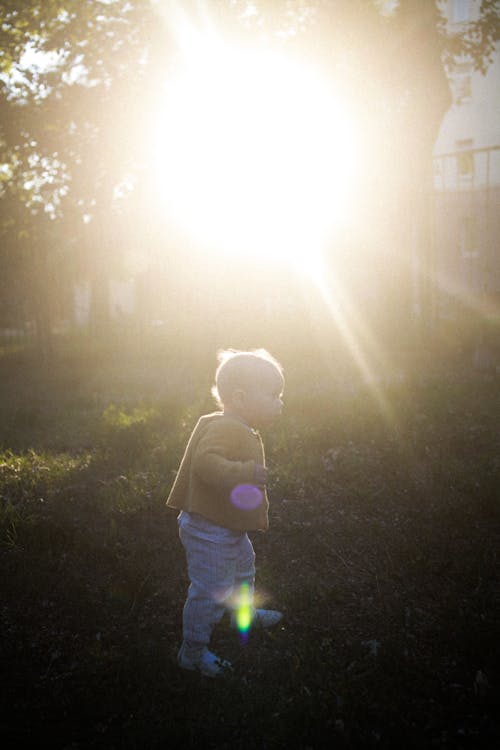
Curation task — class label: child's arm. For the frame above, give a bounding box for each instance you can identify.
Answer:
[193,421,264,493]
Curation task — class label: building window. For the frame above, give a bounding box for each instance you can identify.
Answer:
[457,152,474,177]
[451,62,472,104]
[456,139,474,179]
[452,0,470,24]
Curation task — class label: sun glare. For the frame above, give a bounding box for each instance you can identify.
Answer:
[151,30,359,271]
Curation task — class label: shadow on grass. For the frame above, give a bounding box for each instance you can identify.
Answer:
[1,351,499,749]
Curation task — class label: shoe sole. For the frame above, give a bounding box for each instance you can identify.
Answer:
[178,653,232,678]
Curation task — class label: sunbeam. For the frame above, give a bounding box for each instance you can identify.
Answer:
[304,256,400,427]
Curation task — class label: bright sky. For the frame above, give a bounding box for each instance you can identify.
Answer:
[151,28,359,272]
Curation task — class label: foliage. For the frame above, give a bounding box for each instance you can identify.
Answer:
[0,349,499,748]
[0,0,156,335]
[98,403,162,468]
[443,0,500,73]
[1,0,499,341]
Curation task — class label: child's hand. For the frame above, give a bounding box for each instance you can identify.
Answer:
[254,463,267,487]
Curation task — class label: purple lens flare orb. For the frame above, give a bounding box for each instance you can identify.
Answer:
[230,484,263,511]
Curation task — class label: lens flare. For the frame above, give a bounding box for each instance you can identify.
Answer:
[235,582,253,638]
[230,484,263,511]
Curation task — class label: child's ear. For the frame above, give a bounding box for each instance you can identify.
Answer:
[233,388,245,405]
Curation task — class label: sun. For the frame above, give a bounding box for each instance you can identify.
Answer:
[151,29,359,272]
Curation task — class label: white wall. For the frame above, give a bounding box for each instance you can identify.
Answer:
[434,1,500,185]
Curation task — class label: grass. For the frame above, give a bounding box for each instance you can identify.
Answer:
[0,343,499,749]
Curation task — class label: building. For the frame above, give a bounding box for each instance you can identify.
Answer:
[433,0,500,317]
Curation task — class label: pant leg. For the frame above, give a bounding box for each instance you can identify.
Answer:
[178,512,243,646]
[234,532,256,601]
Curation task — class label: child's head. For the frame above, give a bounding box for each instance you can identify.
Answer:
[212,349,284,429]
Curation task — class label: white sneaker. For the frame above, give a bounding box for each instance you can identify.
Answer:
[253,609,283,628]
[231,608,283,630]
[177,643,233,678]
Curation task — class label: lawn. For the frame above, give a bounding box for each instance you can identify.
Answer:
[0,344,499,749]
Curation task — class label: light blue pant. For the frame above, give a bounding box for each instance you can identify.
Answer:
[178,511,256,647]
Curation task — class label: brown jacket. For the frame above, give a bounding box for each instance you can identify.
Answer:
[166,412,269,531]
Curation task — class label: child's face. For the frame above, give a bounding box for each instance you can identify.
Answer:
[239,369,284,429]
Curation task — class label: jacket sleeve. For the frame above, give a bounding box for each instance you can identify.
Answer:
[192,420,258,493]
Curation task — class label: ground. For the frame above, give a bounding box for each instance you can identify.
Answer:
[0,346,498,749]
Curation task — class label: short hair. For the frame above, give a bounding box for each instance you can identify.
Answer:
[211,348,284,408]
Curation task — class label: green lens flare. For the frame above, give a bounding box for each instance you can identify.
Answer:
[236,582,253,633]
[236,605,252,632]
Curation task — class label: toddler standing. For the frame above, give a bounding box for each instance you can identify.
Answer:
[167,349,284,676]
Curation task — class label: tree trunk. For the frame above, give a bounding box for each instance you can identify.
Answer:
[31,244,53,363]
[89,272,110,338]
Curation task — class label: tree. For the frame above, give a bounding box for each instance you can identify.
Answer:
[1,0,499,353]
[0,0,156,347]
